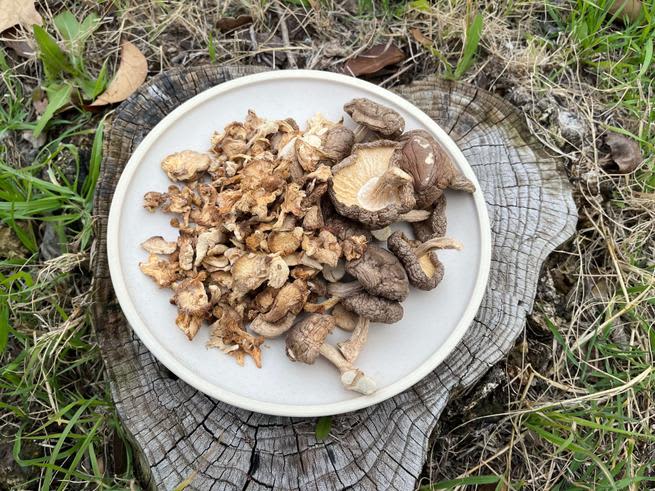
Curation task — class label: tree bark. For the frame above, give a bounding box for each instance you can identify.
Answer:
[92,65,577,490]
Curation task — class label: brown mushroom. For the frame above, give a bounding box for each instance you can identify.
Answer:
[285,314,376,394]
[397,130,475,208]
[412,194,447,242]
[321,124,355,163]
[260,279,309,323]
[324,215,372,242]
[301,230,342,267]
[250,312,296,338]
[345,244,409,301]
[329,141,416,228]
[341,293,403,324]
[344,98,405,141]
[208,305,263,367]
[387,231,462,290]
[341,234,368,261]
[141,236,178,255]
[161,151,212,182]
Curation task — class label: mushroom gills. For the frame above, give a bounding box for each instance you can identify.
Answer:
[332,145,401,210]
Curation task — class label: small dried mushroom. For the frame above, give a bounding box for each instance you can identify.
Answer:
[387,231,462,290]
[286,314,376,394]
[329,141,416,227]
[344,98,405,141]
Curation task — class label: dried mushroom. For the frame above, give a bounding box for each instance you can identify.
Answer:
[286,314,376,394]
[397,130,475,208]
[344,98,405,141]
[387,231,462,290]
[161,150,212,181]
[412,194,447,242]
[329,141,416,227]
[139,104,470,393]
[341,293,403,324]
[345,244,409,301]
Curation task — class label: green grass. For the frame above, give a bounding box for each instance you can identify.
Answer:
[0,45,133,489]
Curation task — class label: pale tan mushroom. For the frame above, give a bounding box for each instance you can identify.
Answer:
[337,316,370,363]
[301,230,342,267]
[139,254,179,287]
[141,236,177,255]
[161,150,212,181]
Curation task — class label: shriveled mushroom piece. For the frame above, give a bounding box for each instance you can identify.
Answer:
[412,193,447,242]
[329,141,416,228]
[321,125,355,163]
[341,293,404,324]
[260,279,308,323]
[332,304,358,331]
[387,231,463,290]
[345,244,409,301]
[161,150,212,181]
[250,312,296,338]
[344,98,405,142]
[139,253,179,287]
[286,314,376,394]
[397,130,475,208]
[172,277,211,339]
[208,305,264,367]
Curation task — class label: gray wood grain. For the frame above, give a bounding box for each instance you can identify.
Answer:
[92,65,577,490]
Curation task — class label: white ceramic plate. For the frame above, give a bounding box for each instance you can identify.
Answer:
[107,70,491,417]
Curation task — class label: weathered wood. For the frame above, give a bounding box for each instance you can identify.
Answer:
[92,65,576,490]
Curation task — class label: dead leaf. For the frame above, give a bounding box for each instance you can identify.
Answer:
[4,37,35,57]
[90,41,148,107]
[216,15,252,33]
[0,0,42,34]
[608,0,642,22]
[603,132,643,174]
[410,28,433,47]
[343,43,405,77]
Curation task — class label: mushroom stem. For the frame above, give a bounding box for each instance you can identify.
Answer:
[337,316,370,363]
[352,125,375,144]
[318,343,376,395]
[366,167,413,202]
[449,174,476,193]
[397,209,431,222]
[414,237,463,258]
[326,281,364,297]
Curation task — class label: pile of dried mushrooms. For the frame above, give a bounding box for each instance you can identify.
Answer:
[139,98,474,395]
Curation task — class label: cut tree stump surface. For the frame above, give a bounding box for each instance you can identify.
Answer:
[92,65,577,490]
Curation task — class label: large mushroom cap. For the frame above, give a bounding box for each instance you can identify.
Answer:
[345,244,409,301]
[344,98,405,138]
[285,314,335,364]
[387,231,462,291]
[329,141,416,228]
[341,293,403,323]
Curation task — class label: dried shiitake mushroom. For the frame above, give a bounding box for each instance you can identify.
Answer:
[387,231,462,290]
[345,244,409,302]
[397,130,475,208]
[329,141,416,227]
[412,194,447,242]
[344,98,405,141]
[285,314,376,394]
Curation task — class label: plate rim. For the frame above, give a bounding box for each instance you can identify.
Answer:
[107,69,492,417]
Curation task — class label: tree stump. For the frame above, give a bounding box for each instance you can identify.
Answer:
[92,65,577,490]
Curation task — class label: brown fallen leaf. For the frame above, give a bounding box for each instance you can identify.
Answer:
[216,15,252,33]
[608,0,642,22]
[343,43,405,77]
[4,37,35,58]
[0,0,42,34]
[410,27,433,47]
[90,41,148,107]
[603,132,643,174]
